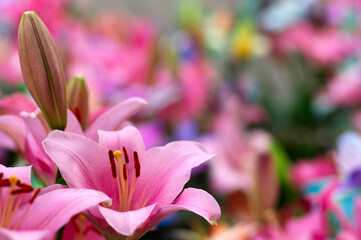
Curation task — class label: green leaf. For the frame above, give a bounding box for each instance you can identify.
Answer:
[56,177,68,186]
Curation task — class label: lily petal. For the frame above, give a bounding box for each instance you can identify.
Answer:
[85,97,147,141]
[65,110,83,135]
[98,127,145,155]
[0,165,32,185]
[0,228,48,240]
[99,204,159,236]
[15,188,111,235]
[133,141,214,208]
[24,133,56,183]
[147,188,221,228]
[0,115,27,152]
[43,131,117,199]
[20,110,48,148]
[0,132,17,150]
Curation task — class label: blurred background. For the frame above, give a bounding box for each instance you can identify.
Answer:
[2,0,361,239]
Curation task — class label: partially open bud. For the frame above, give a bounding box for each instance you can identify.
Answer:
[248,153,279,222]
[67,76,89,131]
[18,11,67,130]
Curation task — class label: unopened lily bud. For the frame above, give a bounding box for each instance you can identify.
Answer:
[67,76,89,131]
[18,11,67,130]
[248,153,279,222]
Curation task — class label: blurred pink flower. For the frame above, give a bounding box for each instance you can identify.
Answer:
[43,126,221,239]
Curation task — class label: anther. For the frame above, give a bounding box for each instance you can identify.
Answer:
[108,150,117,178]
[30,188,41,204]
[133,151,141,178]
[0,179,10,186]
[16,181,34,190]
[123,164,128,181]
[123,146,129,163]
[11,187,34,195]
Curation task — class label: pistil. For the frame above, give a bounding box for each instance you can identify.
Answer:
[110,150,125,211]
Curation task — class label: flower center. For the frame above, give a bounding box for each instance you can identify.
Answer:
[108,147,141,211]
[0,173,41,229]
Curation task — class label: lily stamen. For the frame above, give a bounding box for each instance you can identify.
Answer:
[113,150,126,211]
[108,150,117,178]
[133,151,141,178]
[107,148,143,211]
[123,146,129,164]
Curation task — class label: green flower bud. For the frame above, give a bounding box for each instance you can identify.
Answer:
[67,76,89,131]
[18,11,67,130]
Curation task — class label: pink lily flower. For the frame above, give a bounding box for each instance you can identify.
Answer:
[0,97,147,184]
[43,126,221,239]
[0,164,110,240]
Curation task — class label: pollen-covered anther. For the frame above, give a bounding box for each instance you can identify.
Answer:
[16,181,34,189]
[11,180,34,194]
[108,150,117,178]
[123,164,128,181]
[123,146,129,163]
[11,188,34,195]
[133,151,141,178]
[0,179,10,187]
